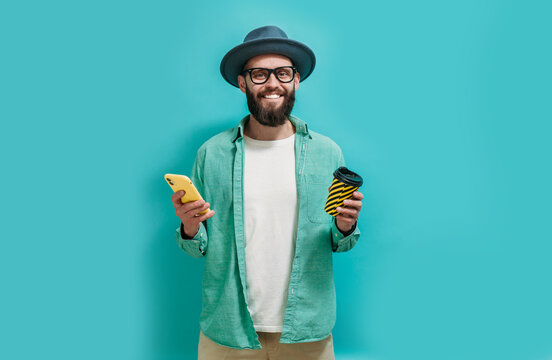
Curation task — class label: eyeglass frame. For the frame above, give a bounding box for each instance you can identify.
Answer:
[240,66,298,84]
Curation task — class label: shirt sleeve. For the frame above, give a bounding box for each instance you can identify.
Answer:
[175,221,208,258]
[331,219,361,252]
[173,147,209,258]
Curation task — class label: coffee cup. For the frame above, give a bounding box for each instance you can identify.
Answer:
[324,167,363,216]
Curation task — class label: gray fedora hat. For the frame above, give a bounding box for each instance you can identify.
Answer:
[220,25,316,87]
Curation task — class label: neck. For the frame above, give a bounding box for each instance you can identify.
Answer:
[244,115,295,140]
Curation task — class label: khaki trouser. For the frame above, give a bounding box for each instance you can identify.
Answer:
[198,330,335,360]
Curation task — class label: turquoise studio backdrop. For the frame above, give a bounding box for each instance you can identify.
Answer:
[1,0,551,359]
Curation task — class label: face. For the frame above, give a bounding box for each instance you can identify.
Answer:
[238,54,300,127]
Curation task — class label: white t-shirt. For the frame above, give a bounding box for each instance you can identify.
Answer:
[243,133,298,333]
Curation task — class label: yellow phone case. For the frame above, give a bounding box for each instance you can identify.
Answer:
[164,174,209,215]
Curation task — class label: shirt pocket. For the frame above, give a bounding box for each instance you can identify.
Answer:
[306,174,333,224]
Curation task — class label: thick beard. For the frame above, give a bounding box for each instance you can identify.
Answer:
[245,84,295,127]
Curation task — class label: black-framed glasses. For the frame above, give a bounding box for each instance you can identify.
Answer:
[241,66,297,84]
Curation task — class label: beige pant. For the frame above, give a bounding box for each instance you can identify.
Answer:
[198,331,335,360]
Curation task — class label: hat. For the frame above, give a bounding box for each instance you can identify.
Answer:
[220,25,316,87]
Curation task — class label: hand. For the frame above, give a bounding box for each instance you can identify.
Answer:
[171,191,215,238]
[329,187,363,233]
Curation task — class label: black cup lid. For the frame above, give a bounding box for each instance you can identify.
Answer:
[333,167,363,187]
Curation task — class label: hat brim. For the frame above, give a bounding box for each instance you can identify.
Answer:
[220,38,316,87]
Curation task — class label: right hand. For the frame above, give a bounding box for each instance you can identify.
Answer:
[171,191,215,238]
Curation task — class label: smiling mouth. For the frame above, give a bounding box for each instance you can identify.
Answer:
[261,94,283,100]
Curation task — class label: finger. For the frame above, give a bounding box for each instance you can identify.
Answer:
[336,206,358,218]
[339,212,358,220]
[352,191,364,200]
[182,202,211,220]
[336,214,356,222]
[171,191,187,207]
[196,209,215,222]
[337,208,358,220]
[176,200,206,217]
[182,200,206,213]
[190,202,211,216]
[181,209,215,229]
[342,199,362,210]
[336,216,356,228]
[171,191,183,206]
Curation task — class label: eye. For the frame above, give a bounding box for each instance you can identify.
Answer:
[277,68,293,80]
[251,69,268,80]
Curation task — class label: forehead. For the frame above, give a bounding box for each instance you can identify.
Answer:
[243,54,293,69]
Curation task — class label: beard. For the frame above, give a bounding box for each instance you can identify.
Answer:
[245,83,296,127]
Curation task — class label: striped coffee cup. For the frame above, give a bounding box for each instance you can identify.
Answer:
[324,167,363,216]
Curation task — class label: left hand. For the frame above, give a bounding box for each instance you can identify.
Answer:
[333,190,364,233]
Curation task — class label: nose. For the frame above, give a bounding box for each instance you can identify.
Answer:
[265,71,280,87]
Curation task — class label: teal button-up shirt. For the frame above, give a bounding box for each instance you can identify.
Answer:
[176,115,360,349]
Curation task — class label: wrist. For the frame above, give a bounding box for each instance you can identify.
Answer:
[335,219,356,236]
[181,223,199,239]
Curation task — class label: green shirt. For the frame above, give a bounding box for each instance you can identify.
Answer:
[176,115,361,349]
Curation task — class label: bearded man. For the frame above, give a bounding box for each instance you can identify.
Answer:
[171,25,364,360]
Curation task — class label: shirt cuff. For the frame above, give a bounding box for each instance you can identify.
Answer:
[177,222,208,256]
[331,219,360,252]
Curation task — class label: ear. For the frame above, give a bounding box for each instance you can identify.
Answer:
[238,75,247,94]
[294,72,300,90]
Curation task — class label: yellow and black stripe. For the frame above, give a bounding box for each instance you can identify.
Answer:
[324,178,359,216]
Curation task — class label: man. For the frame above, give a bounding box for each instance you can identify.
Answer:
[171,25,363,359]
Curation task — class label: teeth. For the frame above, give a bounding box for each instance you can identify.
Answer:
[264,94,281,99]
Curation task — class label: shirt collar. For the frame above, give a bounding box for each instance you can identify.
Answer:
[232,114,311,143]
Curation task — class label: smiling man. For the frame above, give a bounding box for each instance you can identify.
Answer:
[171,26,363,360]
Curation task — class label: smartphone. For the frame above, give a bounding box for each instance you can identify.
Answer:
[164,174,209,215]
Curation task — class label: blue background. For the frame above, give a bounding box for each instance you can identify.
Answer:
[1,0,551,359]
